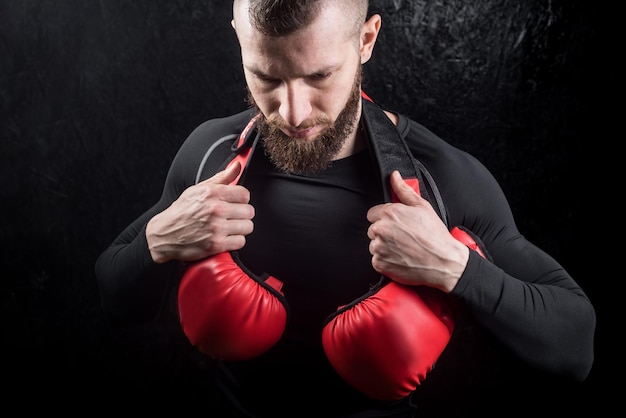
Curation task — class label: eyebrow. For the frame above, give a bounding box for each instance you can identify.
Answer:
[245,64,337,79]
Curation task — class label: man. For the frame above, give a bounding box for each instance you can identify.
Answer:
[95,0,595,416]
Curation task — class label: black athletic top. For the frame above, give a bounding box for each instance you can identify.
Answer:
[95,100,595,417]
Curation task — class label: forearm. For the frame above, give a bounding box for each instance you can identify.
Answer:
[452,251,595,381]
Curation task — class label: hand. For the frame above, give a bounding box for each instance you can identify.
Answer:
[366,171,469,292]
[146,162,255,263]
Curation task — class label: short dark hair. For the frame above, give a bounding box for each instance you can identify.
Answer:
[244,0,369,37]
[248,0,320,37]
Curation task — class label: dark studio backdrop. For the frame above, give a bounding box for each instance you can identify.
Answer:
[1,0,611,414]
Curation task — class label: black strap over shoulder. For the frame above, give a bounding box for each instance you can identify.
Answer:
[360,98,448,227]
[195,98,448,227]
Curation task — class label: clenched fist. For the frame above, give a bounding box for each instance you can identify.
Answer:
[366,170,469,293]
[146,161,255,263]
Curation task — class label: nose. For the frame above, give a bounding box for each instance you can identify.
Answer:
[278,81,312,128]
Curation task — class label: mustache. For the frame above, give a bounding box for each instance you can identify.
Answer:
[265,116,332,131]
[246,90,329,130]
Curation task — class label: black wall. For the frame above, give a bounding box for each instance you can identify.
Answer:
[1,0,610,414]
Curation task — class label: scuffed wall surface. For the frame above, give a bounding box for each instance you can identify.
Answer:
[1,0,608,414]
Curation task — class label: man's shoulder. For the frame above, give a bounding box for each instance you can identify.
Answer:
[398,114,467,161]
[189,108,257,142]
[397,115,443,145]
[398,114,491,187]
[180,108,259,183]
[169,108,258,184]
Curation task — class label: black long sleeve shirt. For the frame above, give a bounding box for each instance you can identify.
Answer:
[95,101,595,416]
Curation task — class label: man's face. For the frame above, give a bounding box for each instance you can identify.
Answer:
[233,2,364,174]
[250,66,361,174]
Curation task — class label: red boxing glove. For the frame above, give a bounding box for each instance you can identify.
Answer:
[322,177,488,400]
[322,281,453,400]
[178,251,287,361]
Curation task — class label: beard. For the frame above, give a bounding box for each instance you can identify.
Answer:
[248,66,362,175]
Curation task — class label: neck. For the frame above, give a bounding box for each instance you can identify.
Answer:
[334,107,398,160]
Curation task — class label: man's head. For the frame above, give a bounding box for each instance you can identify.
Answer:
[232,0,380,174]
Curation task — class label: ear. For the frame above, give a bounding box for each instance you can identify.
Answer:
[231,18,236,30]
[360,14,382,64]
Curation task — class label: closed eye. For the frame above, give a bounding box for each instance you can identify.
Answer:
[311,72,331,81]
[256,73,280,83]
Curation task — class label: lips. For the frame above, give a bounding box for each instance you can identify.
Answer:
[283,126,321,139]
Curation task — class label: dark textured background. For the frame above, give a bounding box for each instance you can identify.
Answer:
[1,0,610,414]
